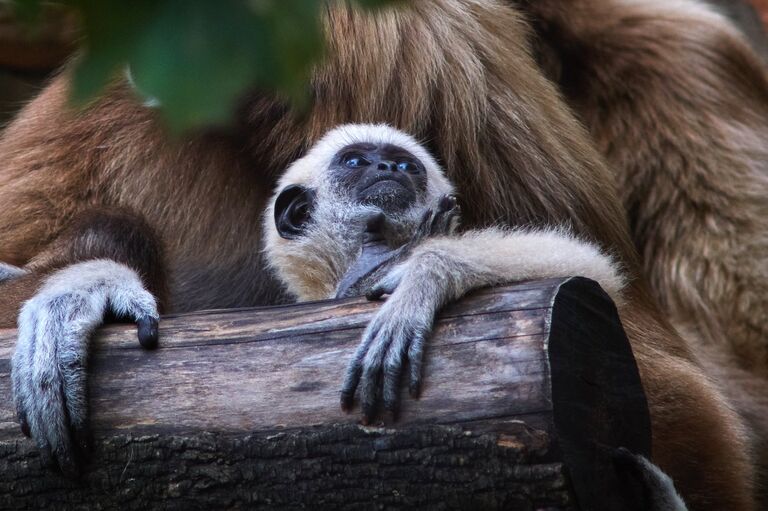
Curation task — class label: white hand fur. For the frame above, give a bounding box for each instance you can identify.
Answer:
[11,259,158,473]
[0,262,27,282]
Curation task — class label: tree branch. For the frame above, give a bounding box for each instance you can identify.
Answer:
[0,277,650,510]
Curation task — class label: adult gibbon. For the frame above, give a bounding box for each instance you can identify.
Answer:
[0,1,765,509]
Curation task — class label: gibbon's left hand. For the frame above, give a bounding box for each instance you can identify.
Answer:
[339,259,432,423]
[339,197,461,423]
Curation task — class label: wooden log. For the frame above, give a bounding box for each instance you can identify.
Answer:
[0,277,650,510]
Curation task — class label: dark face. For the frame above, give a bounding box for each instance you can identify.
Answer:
[329,143,427,211]
[274,143,428,240]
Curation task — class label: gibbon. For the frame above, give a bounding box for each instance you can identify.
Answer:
[1,1,765,508]
[264,122,686,510]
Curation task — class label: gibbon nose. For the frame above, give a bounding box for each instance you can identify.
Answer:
[377,161,396,172]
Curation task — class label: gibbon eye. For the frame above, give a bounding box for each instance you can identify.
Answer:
[397,161,420,173]
[344,153,370,169]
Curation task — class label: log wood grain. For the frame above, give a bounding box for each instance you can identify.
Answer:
[0,277,650,510]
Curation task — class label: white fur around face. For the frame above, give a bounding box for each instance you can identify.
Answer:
[11,259,158,470]
[264,124,455,300]
[265,124,454,242]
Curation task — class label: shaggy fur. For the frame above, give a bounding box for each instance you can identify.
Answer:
[527,0,768,379]
[0,0,764,507]
[523,2,768,503]
[266,124,684,509]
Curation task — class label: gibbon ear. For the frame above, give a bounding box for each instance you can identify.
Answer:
[274,185,316,239]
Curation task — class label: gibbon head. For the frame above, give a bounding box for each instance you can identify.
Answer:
[264,123,454,300]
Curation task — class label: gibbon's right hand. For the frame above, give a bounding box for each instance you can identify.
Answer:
[339,195,461,422]
[11,259,159,475]
[334,212,399,299]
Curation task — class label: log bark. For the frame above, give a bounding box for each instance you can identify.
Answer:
[0,277,650,510]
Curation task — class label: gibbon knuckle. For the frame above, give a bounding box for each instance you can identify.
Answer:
[383,359,403,376]
[361,356,382,374]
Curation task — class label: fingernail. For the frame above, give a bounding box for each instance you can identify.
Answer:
[340,392,355,413]
[366,289,384,301]
[137,317,159,349]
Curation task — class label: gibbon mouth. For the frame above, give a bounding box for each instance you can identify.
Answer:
[360,176,410,194]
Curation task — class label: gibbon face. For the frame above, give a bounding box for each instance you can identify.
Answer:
[273,142,430,240]
[329,142,428,211]
[264,123,455,300]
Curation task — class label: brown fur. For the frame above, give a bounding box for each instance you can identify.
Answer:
[525,0,768,375]
[0,274,43,327]
[522,0,768,500]
[0,208,167,326]
[0,1,764,508]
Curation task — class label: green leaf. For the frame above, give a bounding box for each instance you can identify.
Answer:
[128,0,271,131]
[94,0,325,132]
[14,0,401,131]
[259,0,323,100]
[70,0,158,105]
[10,0,44,23]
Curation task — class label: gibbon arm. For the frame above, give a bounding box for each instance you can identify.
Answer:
[341,227,625,420]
